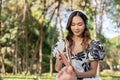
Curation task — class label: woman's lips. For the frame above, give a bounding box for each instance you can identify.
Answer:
[74,31,80,33]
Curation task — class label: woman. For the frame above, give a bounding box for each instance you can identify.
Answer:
[52,10,105,80]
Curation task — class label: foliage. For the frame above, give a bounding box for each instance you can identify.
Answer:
[107,0,120,27]
[103,35,120,70]
[42,23,58,72]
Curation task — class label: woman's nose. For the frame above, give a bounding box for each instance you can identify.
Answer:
[74,25,79,29]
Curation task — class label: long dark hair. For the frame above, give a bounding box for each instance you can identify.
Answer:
[66,10,91,51]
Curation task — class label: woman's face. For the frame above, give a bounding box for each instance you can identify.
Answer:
[71,16,85,37]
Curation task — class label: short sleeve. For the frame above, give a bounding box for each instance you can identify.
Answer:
[52,39,65,57]
[87,40,105,61]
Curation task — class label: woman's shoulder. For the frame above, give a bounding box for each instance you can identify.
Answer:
[89,40,104,51]
[52,38,66,57]
[87,39,105,61]
[58,38,66,43]
[54,38,66,48]
[89,40,102,45]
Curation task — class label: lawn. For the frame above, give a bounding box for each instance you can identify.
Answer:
[0,73,56,80]
[100,71,120,80]
[1,72,120,80]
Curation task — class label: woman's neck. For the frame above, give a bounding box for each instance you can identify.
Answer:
[73,36,83,43]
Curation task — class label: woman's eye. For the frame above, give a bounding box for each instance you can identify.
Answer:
[78,23,82,26]
[71,24,75,26]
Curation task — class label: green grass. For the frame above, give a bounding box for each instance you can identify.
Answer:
[100,71,120,80]
[1,72,120,80]
[1,73,56,80]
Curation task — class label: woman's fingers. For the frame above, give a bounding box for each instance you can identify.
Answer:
[58,54,62,60]
[66,66,74,73]
[57,66,77,80]
[68,48,72,63]
[57,67,67,78]
[57,70,63,78]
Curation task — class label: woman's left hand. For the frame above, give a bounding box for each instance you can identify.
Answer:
[57,50,70,66]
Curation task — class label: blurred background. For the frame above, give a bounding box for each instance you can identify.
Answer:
[0,0,120,80]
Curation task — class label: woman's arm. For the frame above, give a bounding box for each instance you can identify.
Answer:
[75,60,98,78]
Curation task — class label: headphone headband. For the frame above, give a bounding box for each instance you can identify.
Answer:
[71,10,88,19]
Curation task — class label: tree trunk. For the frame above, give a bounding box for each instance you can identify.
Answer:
[81,0,87,10]
[0,48,5,74]
[70,0,73,10]
[98,0,104,38]
[106,59,113,71]
[94,0,99,75]
[38,30,43,75]
[93,9,97,40]
[56,0,64,39]
[24,26,29,73]
[27,34,40,74]
[37,0,46,75]
[50,15,57,76]
[50,52,53,76]
[13,35,18,74]
[22,1,29,73]
[48,1,59,76]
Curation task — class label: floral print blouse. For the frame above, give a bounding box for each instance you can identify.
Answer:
[52,39,105,80]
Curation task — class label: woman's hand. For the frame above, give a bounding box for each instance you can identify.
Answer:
[55,49,71,72]
[55,57,63,72]
[57,50,70,66]
[55,51,68,72]
[56,66,77,80]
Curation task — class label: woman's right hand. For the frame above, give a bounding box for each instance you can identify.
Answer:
[56,66,77,80]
